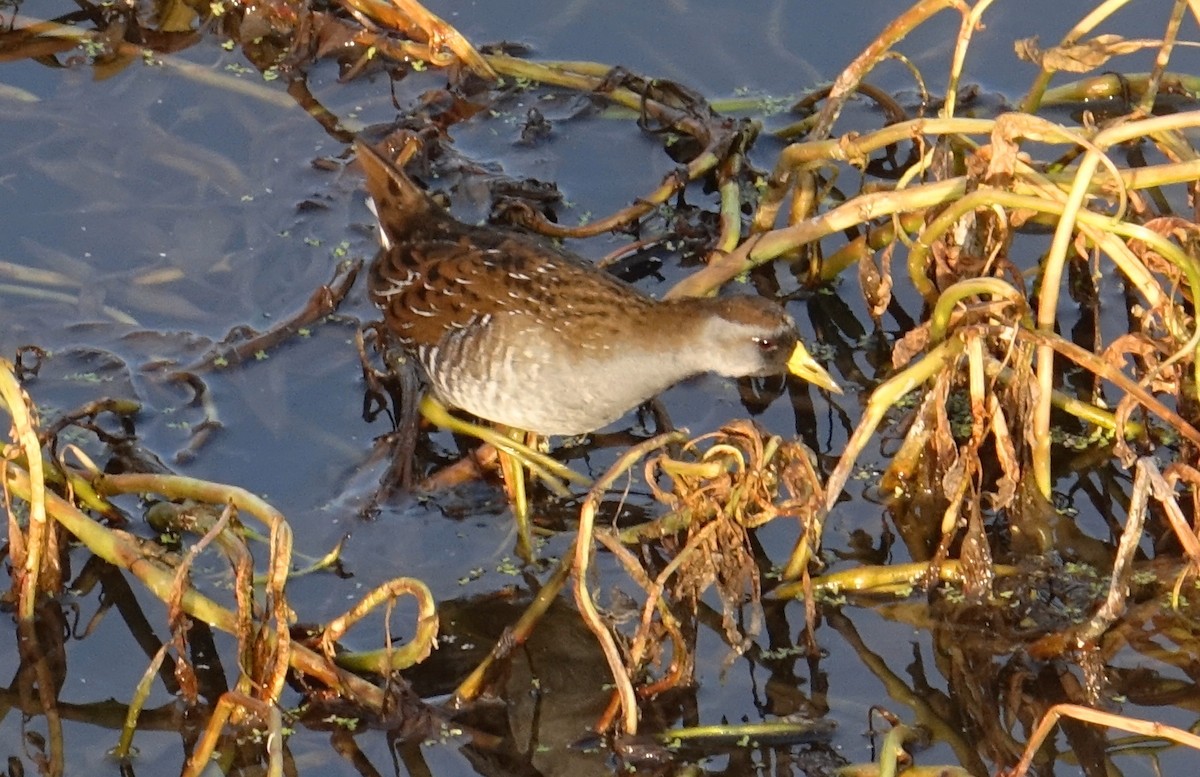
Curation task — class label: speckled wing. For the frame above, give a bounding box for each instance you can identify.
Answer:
[368,229,653,352]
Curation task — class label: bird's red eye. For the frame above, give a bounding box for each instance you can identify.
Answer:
[756,337,778,352]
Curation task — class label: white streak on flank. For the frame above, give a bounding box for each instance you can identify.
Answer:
[366,198,391,249]
[377,269,417,298]
[423,345,440,371]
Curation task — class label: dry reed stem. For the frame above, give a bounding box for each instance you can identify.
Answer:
[1002,703,1200,777]
[573,432,686,735]
[0,358,51,620]
[319,577,438,673]
[812,0,962,138]
[340,0,495,78]
[2,464,421,716]
[775,560,1020,600]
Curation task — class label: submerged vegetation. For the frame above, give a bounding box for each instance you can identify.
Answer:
[5,0,1200,775]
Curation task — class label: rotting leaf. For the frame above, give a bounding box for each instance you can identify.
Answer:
[892,323,931,370]
[931,373,957,472]
[642,422,823,662]
[1104,333,1179,396]
[858,241,895,322]
[1015,34,1158,73]
[958,491,994,601]
[987,396,1019,511]
[1112,394,1140,468]
[982,133,1019,190]
[1131,216,1200,296]
[156,0,200,34]
[310,11,361,61]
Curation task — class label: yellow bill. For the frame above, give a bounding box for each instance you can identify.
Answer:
[786,343,842,393]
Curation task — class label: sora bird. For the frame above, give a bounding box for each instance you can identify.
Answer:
[356,139,840,441]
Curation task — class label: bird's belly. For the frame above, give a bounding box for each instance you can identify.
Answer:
[432,371,624,436]
[427,343,678,436]
[448,392,617,436]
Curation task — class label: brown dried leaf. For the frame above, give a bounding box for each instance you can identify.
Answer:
[959,494,994,601]
[156,0,200,33]
[858,243,894,322]
[1015,34,1151,73]
[985,118,1022,186]
[930,224,964,288]
[1105,333,1180,394]
[987,396,1019,510]
[893,323,931,370]
[1131,216,1200,286]
[1012,36,1043,66]
[312,11,360,59]
[778,441,824,516]
[1113,394,1139,469]
[940,450,969,511]
[931,373,957,471]
[1047,35,1151,72]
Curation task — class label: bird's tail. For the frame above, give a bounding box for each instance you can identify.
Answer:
[354,139,433,248]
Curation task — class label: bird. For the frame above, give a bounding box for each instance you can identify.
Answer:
[355,137,841,445]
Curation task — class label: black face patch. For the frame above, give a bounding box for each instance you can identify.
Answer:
[760,329,798,368]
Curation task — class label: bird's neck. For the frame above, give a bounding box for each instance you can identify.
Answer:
[633,298,730,375]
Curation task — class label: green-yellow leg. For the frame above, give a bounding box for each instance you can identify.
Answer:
[499,427,534,563]
[417,396,592,496]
